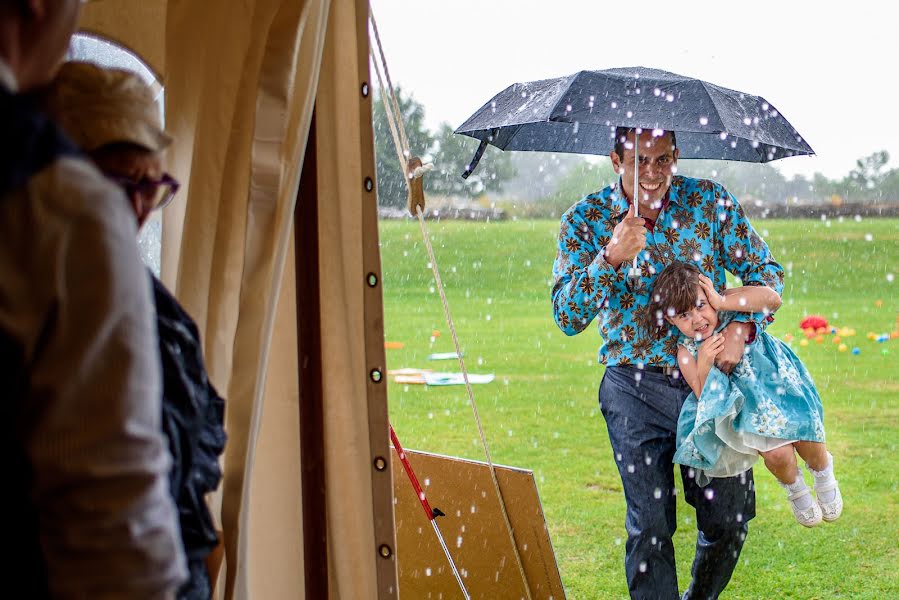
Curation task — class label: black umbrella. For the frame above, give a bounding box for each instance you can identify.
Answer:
[456,66,814,178]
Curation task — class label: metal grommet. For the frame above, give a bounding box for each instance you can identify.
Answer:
[367,272,378,287]
[370,368,383,383]
[373,456,387,471]
[378,544,392,558]
[364,177,374,192]
[361,81,370,97]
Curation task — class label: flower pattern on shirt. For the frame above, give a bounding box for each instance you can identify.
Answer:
[551,175,784,366]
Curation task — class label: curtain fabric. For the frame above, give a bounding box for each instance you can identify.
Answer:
[314,1,397,597]
[78,0,397,597]
[162,1,330,597]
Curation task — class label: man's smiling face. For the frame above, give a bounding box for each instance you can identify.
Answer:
[611,129,679,213]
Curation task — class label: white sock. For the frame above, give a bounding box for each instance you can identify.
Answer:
[780,471,813,510]
[808,452,837,503]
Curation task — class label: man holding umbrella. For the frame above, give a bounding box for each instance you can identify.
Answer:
[551,126,783,599]
[456,65,808,598]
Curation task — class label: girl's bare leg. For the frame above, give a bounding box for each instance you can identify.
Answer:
[764,444,820,525]
[794,441,841,519]
[760,444,799,484]
[793,441,828,471]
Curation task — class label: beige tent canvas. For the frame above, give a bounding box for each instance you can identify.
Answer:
[78,1,394,598]
[73,1,562,598]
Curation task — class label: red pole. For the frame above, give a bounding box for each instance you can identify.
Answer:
[389,423,435,521]
[388,423,472,600]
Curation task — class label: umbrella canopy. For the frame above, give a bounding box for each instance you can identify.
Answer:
[456,66,814,176]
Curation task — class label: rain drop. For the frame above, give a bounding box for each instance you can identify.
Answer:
[638,561,648,573]
[699,116,709,125]
[704,488,715,500]
[654,488,663,499]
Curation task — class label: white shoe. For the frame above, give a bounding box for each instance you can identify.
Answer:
[815,479,843,522]
[786,485,823,527]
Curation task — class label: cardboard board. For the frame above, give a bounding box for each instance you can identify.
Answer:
[392,449,565,599]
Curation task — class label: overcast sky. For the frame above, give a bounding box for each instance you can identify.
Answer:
[369,0,898,180]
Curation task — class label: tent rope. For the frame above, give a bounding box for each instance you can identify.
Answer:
[369,8,533,600]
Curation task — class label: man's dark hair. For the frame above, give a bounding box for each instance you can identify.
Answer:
[613,127,677,159]
[640,261,702,340]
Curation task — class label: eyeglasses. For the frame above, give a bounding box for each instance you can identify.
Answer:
[105,172,181,212]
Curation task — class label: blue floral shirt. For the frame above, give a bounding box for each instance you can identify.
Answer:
[551,175,784,366]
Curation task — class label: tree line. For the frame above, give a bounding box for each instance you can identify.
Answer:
[374,89,899,218]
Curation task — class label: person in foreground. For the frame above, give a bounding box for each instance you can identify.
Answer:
[45,61,228,599]
[552,127,784,599]
[0,1,185,596]
[644,261,842,527]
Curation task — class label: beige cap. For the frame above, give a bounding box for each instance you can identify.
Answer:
[46,61,172,153]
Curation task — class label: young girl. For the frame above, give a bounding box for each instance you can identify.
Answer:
[644,261,842,527]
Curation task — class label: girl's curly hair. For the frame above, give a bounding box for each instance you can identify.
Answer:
[640,261,703,340]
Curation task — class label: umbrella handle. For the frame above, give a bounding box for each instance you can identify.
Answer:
[461,128,498,179]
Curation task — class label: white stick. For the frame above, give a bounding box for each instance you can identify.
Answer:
[431,519,471,600]
[631,133,640,277]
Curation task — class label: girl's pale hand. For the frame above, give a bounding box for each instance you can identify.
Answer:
[699,275,725,310]
[698,332,725,366]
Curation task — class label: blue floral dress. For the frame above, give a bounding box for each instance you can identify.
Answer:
[673,311,826,485]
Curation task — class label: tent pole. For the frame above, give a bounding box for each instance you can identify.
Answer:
[295,112,329,599]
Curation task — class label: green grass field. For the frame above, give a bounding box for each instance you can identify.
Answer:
[379,217,898,599]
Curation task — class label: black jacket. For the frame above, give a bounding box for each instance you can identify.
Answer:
[153,275,227,599]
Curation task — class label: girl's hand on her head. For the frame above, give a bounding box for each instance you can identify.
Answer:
[699,275,725,310]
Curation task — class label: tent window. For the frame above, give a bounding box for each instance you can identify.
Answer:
[66,33,164,276]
